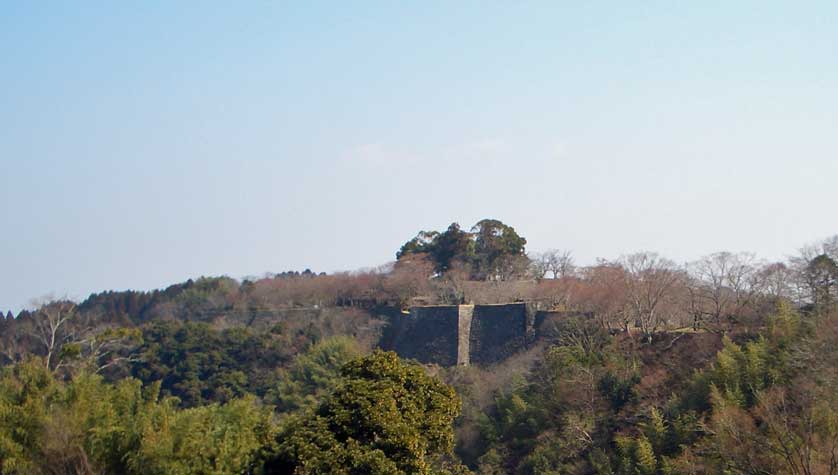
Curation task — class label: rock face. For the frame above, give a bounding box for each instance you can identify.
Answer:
[387,303,533,366]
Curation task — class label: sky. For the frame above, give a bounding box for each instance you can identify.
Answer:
[2,1,837,313]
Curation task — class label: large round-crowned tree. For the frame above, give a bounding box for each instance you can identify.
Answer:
[265,351,464,475]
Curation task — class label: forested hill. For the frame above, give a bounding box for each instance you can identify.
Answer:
[2,220,838,474]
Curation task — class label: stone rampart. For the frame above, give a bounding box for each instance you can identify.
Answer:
[388,302,533,366]
[390,305,460,366]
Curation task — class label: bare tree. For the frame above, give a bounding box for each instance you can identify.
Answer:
[381,254,435,307]
[620,252,682,341]
[543,249,576,279]
[529,252,550,282]
[578,261,630,332]
[29,300,77,371]
[74,326,143,374]
[686,252,761,331]
[24,301,142,375]
[759,262,795,302]
[529,278,577,310]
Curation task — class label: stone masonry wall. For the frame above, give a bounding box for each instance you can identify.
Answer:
[388,302,533,367]
[468,303,529,366]
[391,305,460,366]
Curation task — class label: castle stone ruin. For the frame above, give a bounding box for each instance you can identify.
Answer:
[385,303,536,366]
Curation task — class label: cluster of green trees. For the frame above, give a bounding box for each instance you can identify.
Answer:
[439,303,838,474]
[397,219,528,281]
[0,360,277,474]
[6,300,838,474]
[0,351,464,475]
[130,321,290,406]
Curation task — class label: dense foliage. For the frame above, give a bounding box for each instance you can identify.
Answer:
[398,219,528,281]
[446,304,838,474]
[0,351,462,475]
[0,361,277,475]
[130,321,290,406]
[266,351,466,475]
[2,225,838,474]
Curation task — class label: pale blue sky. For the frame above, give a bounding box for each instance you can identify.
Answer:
[2,1,837,312]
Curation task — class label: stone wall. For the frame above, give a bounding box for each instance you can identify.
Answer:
[389,305,461,366]
[468,303,529,365]
[387,302,534,367]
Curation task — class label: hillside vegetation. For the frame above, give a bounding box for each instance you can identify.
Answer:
[2,220,838,475]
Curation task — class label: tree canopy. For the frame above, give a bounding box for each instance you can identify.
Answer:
[397,219,527,280]
[266,350,464,475]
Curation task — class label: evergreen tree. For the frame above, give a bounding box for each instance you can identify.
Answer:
[266,351,464,475]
